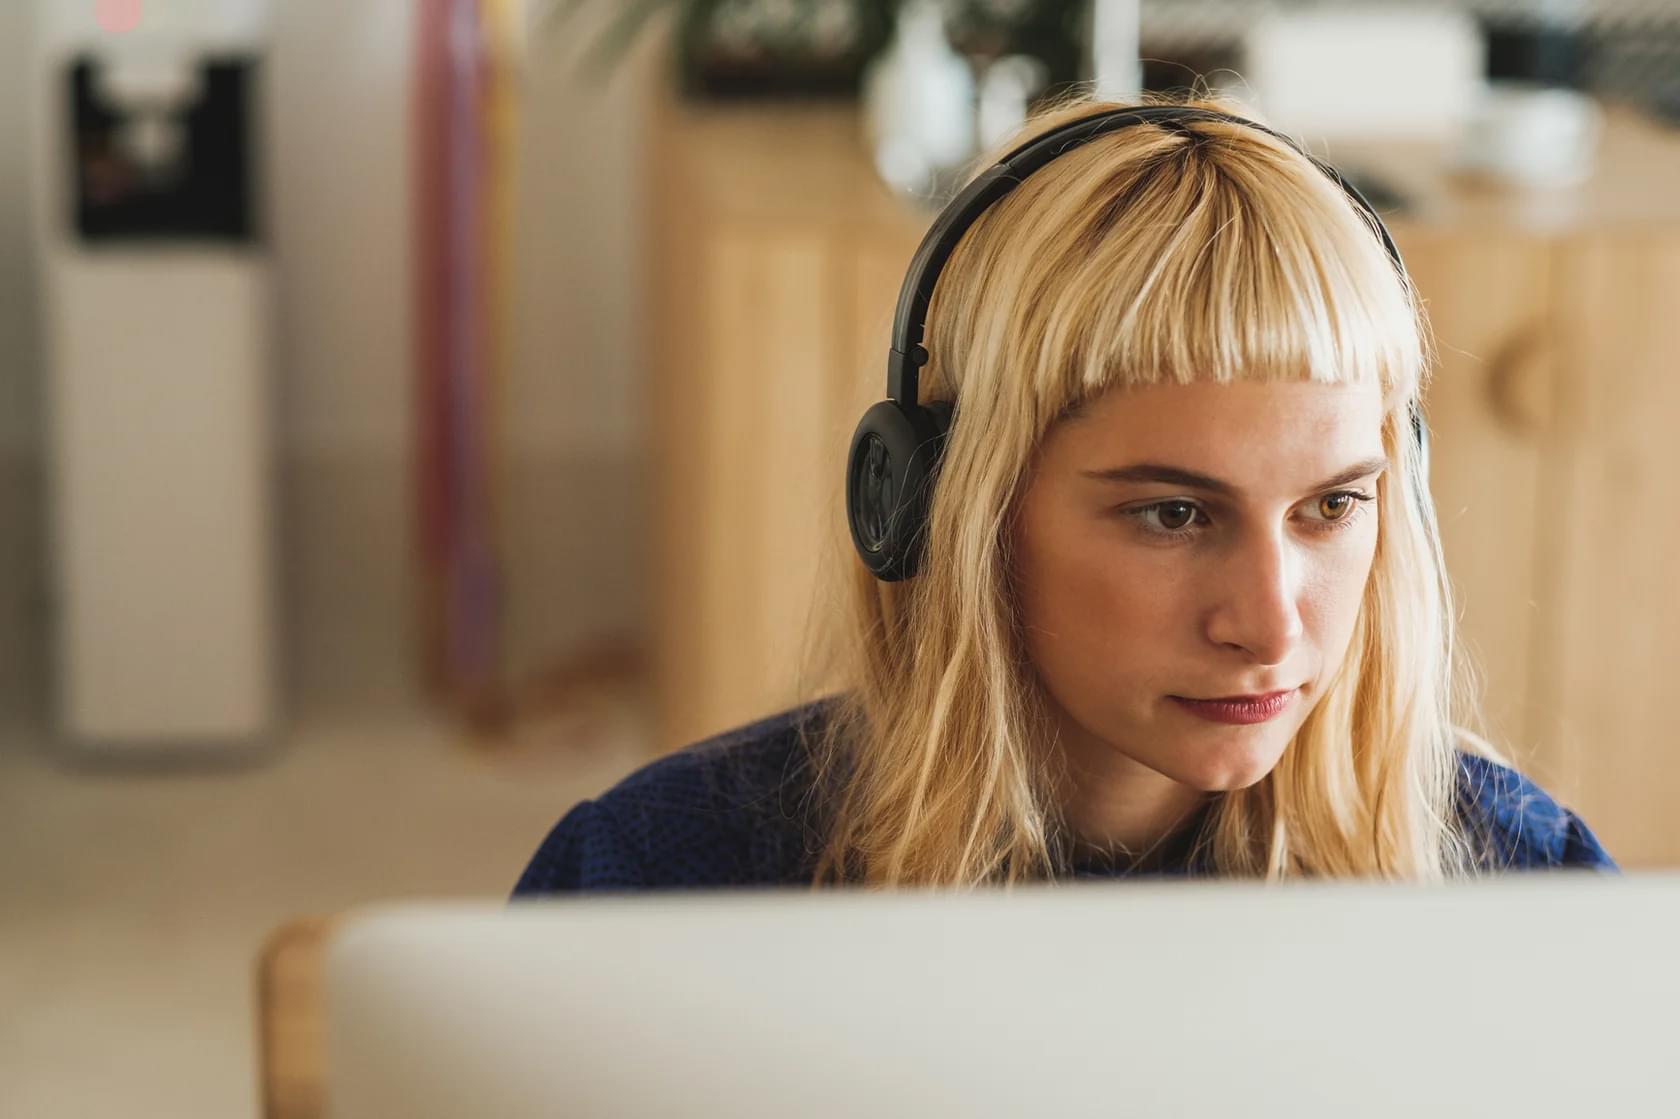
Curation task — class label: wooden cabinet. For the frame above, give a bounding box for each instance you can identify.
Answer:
[1541,232,1680,867]
[647,225,923,748]
[646,99,927,754]
[647,94,1680,867]
[1396,227,1680,867]
[1393,230,1555,764]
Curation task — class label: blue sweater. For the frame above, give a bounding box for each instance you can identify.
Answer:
[512,699,1618,894]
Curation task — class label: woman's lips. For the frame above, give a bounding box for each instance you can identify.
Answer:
[1169,689,1298,725]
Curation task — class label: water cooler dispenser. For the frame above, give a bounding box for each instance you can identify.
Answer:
[33,5,276,756]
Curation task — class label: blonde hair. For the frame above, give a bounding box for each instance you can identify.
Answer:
[797,93,1509,887]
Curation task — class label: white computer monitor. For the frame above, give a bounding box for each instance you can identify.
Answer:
[326,873,1678,1118]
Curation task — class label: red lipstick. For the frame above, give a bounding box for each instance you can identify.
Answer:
[1170,689,1297,725]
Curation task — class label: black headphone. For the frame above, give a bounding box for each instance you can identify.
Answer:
[845,105,1428,583]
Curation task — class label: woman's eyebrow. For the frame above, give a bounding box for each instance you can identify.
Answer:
[1079,457,1390,497]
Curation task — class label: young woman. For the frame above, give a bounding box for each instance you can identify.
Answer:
[514,95,1615,893]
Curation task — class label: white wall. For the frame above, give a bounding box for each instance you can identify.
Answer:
[509,19,651,459]
[268,0,416,458]
[502,13,658,680]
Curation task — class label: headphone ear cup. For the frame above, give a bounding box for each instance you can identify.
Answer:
[846,400,953,581]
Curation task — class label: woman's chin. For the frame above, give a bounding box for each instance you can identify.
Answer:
[1169,733,1289,791]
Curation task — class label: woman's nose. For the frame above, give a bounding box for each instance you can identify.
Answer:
[1204,529,1306,667]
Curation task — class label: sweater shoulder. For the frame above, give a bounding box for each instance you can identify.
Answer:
[1454,751,1617,871]
[513,698,837,893]
[605,698,831,812]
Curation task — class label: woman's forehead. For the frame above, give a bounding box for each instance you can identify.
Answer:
[1051,380,1387,471]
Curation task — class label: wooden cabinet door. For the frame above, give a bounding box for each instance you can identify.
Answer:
[1395,229,1557,778]
[1541,231,1680,868]
[651,207,924,751]
[653,223,840,750]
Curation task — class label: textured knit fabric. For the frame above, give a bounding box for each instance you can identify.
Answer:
[511,698,1618,895]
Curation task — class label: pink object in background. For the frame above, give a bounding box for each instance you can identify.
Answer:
[95,0,143,34]
[414,0,516,725]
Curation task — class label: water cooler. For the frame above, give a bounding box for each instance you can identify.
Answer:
[32,3,276,756]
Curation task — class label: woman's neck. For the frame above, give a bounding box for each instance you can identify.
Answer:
[1055,735,1215,863]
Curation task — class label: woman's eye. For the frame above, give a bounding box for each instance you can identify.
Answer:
[1306,490,1376,530]
[1153,501,1198,531]
[1125,500,1206,537]
[1321,493,1354,519]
